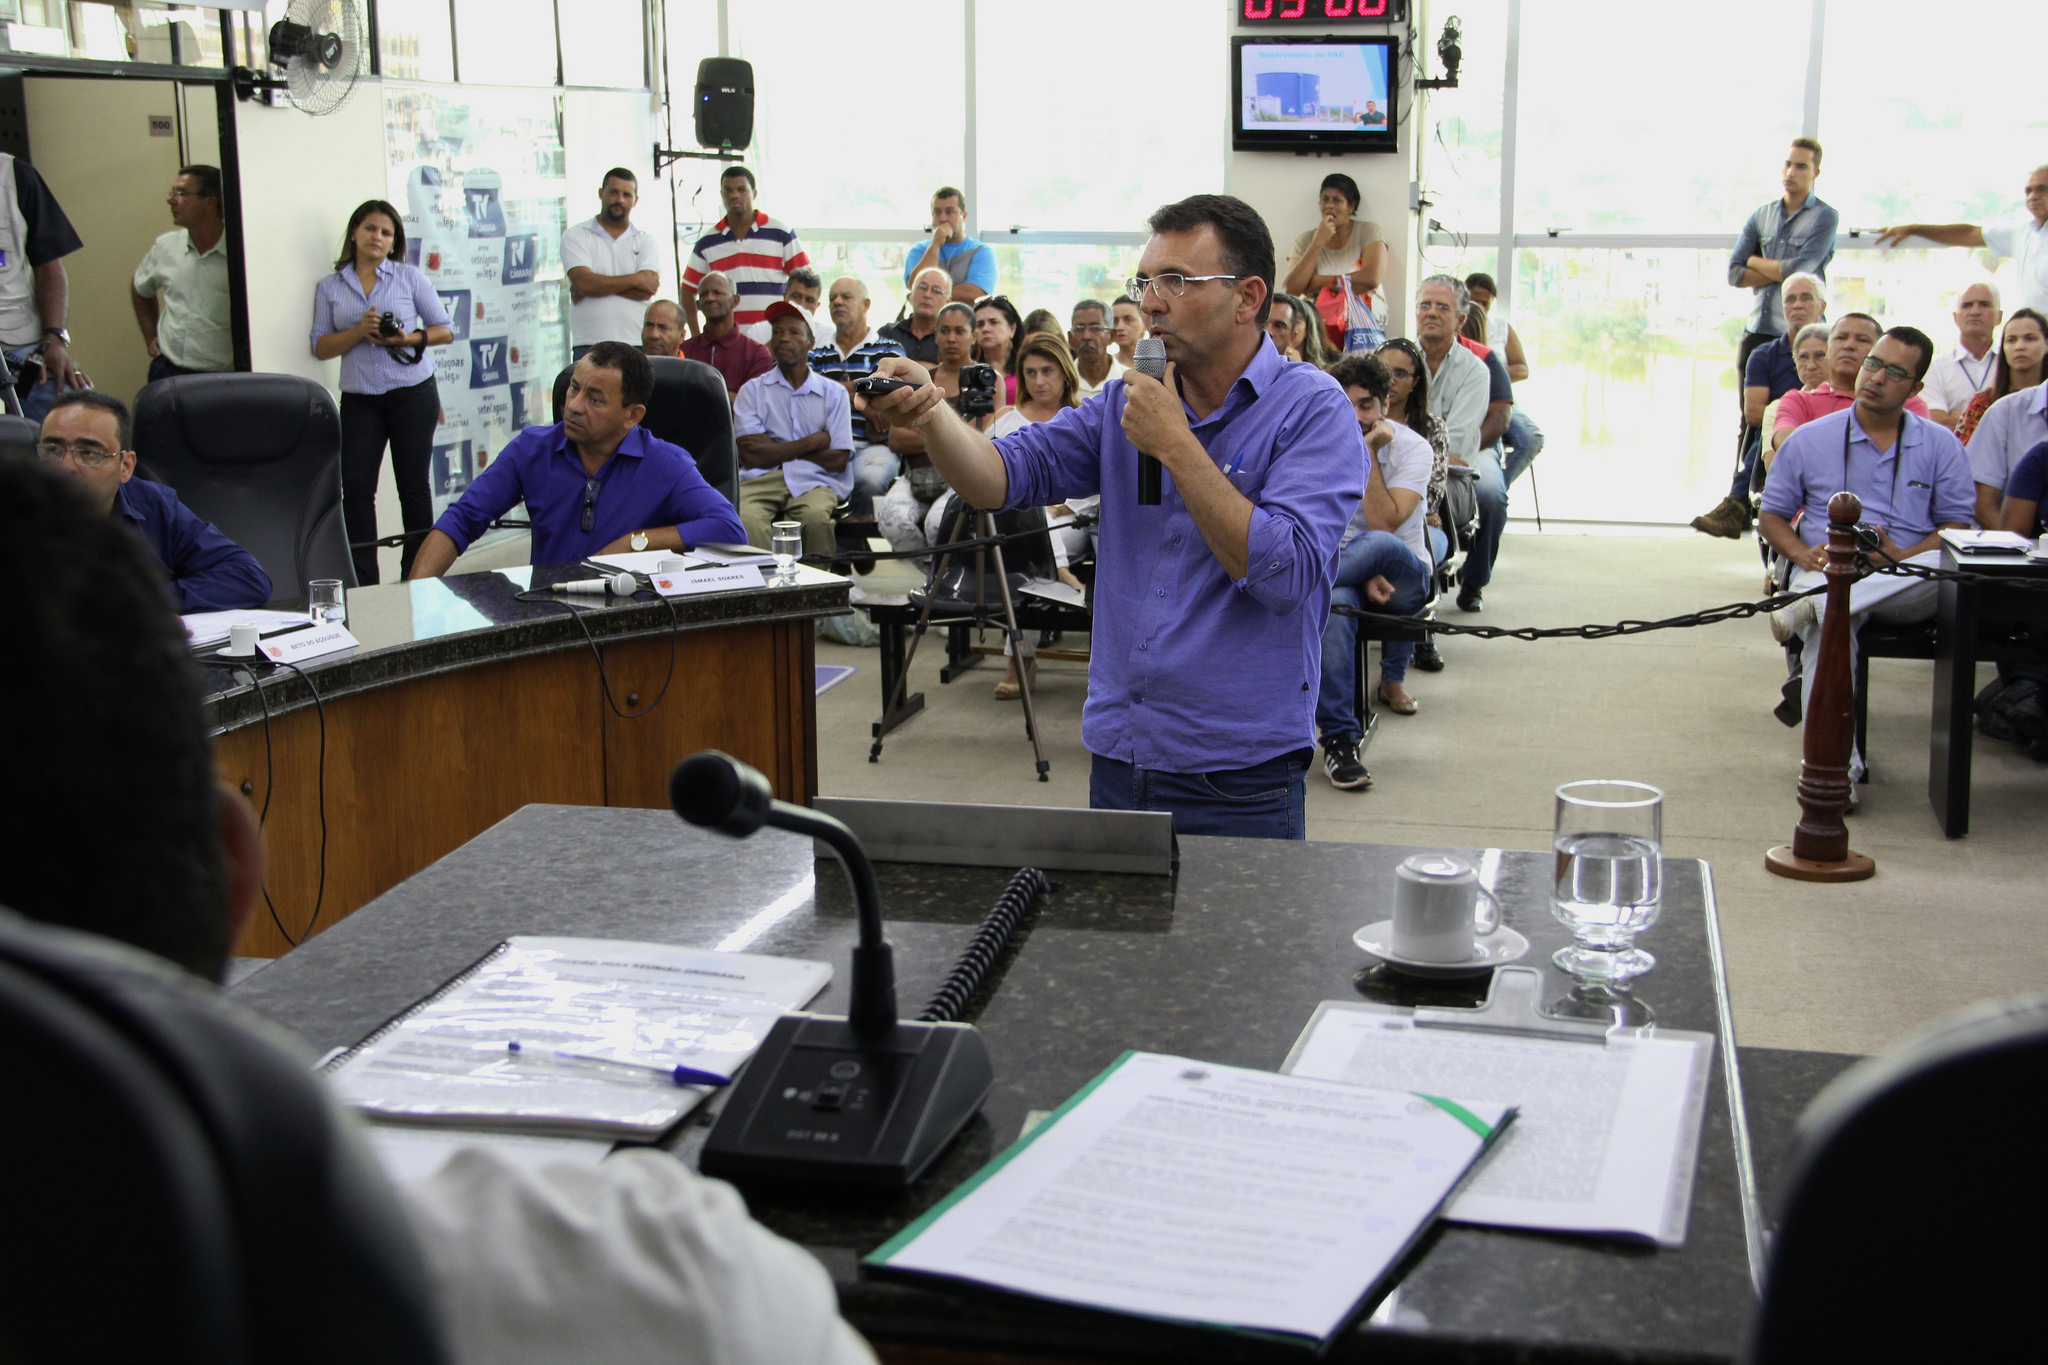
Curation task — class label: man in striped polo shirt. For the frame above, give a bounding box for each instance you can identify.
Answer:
[809,276,905,511]
[680,165,811,338]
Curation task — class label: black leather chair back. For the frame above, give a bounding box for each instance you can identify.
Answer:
[0,911,451,1364]
[552,356,738,503]
[135,373,354,592]
[0,412,37,462]
[1749,994,2048,1361]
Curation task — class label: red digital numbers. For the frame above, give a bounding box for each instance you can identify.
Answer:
[1248,0,1390,18]
[1279,0,1307,16]
[1325,0,1353,14]
[1244,0,1273,16]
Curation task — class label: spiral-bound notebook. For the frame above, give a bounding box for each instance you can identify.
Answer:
[321,936,832,1139]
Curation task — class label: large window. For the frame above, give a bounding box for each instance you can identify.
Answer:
[452,0,557,86]
[377,0,454,83]
[560,0,646,89]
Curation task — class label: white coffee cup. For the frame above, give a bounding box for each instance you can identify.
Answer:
[224,621,261,656]
[1392,854,1501,963]
[655,556,689,573]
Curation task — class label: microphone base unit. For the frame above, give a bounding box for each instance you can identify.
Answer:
[699,1013,994,1189]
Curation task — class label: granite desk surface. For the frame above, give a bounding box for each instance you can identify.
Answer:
[234,805,1763,1365]
[195,563,848,733]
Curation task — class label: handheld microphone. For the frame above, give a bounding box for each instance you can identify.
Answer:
[1133,337,1168,506]
[552,572,637,595]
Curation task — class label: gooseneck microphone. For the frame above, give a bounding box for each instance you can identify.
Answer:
[670,751,996,1186]
[670,751,897,1040]
[552,571,638,595]
[1133,336,1168,505]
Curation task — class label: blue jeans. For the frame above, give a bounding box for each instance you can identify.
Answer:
[1318,532,1429,742]
[1464,446,1509,590]
[1727,432,1762,501]
[1503,409,1545,487]
[1089,748,1310,840]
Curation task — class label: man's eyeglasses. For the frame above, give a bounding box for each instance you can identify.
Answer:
[1125,273,1242,302]
[37,439,121,468]
[1072,323,1113,335]
[1860,355,1916,383]
[581,477,601,533]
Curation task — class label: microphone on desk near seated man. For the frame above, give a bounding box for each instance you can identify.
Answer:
[1133,337,1167,506]
[551,571,637,595]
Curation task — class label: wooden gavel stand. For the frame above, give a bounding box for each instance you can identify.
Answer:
[1767,491,1877,882]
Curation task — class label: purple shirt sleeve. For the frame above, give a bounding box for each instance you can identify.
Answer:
[432,433,535,553]
[2009,444,2048,507]
[1236,384,1365,616]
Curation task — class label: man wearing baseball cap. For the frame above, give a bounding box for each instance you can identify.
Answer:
[732,299,854,556]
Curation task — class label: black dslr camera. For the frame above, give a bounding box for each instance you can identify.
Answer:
[378,310,404,340]
[958,363,999,420]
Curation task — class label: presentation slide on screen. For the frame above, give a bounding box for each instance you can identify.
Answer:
[1239,43,1390,131]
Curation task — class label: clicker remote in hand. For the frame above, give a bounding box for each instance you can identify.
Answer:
[852,376,915,397]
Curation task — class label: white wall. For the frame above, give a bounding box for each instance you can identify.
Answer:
[1221,0,1416,331]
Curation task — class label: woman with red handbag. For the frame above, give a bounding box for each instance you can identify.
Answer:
[1281,173,1392,353]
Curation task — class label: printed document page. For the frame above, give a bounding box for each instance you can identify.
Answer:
[325,937,830,1138]
[869,1051,1511,1343]
[1284,1003,1713,1245]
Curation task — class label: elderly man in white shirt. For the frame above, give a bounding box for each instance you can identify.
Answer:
[1966,381,2048,528]
[733,300,854,557]
[1414,274,1501,611]
[1879,165,2048,313]
[132,164,231,381]
[1923,282,2003,428]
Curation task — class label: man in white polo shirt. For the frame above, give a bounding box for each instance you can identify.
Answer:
[1922,282,2003,428]
[131,163,231,382]
[1880,166,2048,313]
[733,300,853,557]
[561,168,661,356]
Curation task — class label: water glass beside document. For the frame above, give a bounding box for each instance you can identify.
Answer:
[1551,780,1662,984]
[769,521,802,580]
[308,578,346,625]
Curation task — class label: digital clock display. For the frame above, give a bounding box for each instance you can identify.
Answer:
[1241,0,1408,20]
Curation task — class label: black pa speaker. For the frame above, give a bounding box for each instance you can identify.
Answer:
[694,57,754,151]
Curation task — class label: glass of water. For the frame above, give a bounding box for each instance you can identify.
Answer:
[770,520,803,580]
[1551,780,1662,985]
[308,578,346,625]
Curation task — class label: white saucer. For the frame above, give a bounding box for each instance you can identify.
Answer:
[1352,920,1532,980]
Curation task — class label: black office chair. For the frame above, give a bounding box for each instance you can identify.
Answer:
[0,911,452,1364]
[134,373,354,592]
[0,412,37,462]
[552,356,737,504]
[1747,993,2048,1362]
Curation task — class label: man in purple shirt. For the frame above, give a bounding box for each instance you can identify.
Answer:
[1761,325,1975,782]
[409,342,743,575]
[862,195,1362,839]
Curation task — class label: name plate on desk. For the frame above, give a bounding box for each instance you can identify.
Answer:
[651,565,763,597]
[259,622,359,664]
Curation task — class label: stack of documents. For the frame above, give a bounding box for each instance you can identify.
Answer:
[323,937,830,1139]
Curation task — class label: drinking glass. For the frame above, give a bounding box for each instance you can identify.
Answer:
[1550,780,1662,985]
[308,579,346,625]
[770,521,803,580]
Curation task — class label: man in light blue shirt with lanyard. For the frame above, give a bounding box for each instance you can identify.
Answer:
[861,194,1361,839]
[1761,325,1975,782]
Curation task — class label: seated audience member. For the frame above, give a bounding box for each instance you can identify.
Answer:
[681,272,774,402]
[1281,173,1389,347]
[1955,310,2046,445]
[807,276,905,513]
[640,298,684,357]
[877,302,992,557]
[1110,294,1145,371]
[1022,307,1063,339]
[412,343,743,576]
[0,458,877,1365]
[984,331,1089,700]
[1465,273,1544,489]
[38,389,270,611]
[1771,313,1930,451]
[1266,293,1304,361]
[1318,354,1438,792]
[733,301,854,558]
[1289,292,1332,367]
[1923,282,2003,428]
[1417,274,1506,613]
[1068,298,1125,397]
[1958,309,2048,525]
[1375,338,1452,590]
[1456,320,1528,512]
[1761,326,1974,782]
[1759,322,1833,464]
[1693,272,1828,537]
[972,293,1022,404]
[741,267,822,345]
[1997,440,2048,539]
[879,268,947,365]
[903,185,996,305]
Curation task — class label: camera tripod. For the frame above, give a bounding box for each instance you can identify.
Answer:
[868,501,1051,782]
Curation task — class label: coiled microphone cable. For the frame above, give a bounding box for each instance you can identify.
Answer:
[919,867,1052,1023]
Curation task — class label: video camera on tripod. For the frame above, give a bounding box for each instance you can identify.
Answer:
[957,363,999,420]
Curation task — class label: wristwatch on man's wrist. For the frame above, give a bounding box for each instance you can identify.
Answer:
[629,531,649,552]
[42,327,68,346]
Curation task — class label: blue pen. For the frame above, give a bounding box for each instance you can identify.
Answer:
[505,1040,731,1088]
[1226,450,1248,477]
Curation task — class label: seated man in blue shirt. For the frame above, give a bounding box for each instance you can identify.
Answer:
[1760,325,1976,784]
[862,194,1361,840]
[38,389,271,612]
[409,340,743,576]
[733,301,854,557]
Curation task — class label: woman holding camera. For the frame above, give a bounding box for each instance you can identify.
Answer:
[311,198,453,583]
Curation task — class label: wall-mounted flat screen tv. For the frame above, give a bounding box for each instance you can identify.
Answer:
[1232,36,1397,153]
